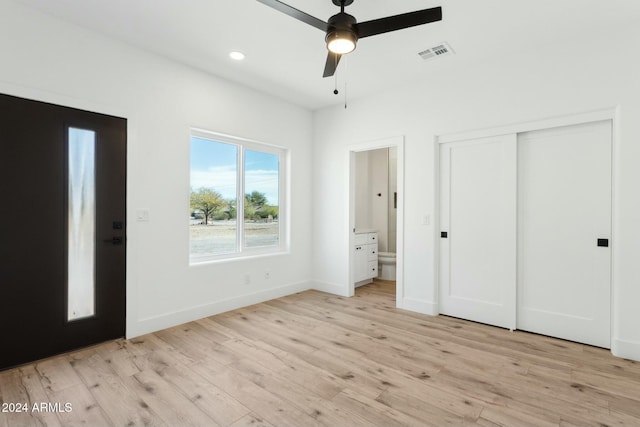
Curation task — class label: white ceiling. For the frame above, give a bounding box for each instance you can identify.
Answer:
[15,0,640,110]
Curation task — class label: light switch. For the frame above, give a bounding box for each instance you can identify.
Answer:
[136,209,150,222]
[423,214,431,225]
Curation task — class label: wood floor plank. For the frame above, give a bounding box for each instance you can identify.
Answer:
[478,404,559,427]
[229,357,375,427]
[193,366,321,427]
[228,413,275,427]
[70,352,168,427]
[154,359,251,426]
[128,369,218,426]
[154,324,232,365]
[571,368,640,399]
[220,338,345,400]
[0,368,44,427]
[47,382,112,427]
[214,310,321,356]
[15,366,63,427]
[375,388,466,427]
[330,388,426,427]
[34,357,83,393]
[2,279,640,426]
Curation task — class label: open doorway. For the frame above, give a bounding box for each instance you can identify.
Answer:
[348,136,404,306]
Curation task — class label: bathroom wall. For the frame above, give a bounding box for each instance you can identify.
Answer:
[354,151,370,231]
[388,147,398,253]
[369,148,389,251]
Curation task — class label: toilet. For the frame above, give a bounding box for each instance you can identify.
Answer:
[378,252,396,280]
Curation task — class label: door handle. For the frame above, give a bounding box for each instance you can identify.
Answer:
[104,237,123,245]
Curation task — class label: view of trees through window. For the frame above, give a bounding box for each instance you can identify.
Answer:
[190,135,281,260]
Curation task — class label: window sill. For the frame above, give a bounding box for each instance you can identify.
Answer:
[189,248,290,266]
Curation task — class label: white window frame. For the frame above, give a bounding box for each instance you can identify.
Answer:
[189,128,288,264]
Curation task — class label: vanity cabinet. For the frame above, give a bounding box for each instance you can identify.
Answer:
[354,231,378,283]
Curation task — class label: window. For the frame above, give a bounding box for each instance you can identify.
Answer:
[68,127,96,320]
[189,130,286,263]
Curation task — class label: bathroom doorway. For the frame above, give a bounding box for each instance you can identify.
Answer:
[348,136,404,306]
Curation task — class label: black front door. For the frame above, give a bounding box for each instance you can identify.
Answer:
[0,93,126,370]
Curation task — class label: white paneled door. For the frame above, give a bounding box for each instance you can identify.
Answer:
[517,121,612,348]
[439,135,517,329]
[439,120,612,348]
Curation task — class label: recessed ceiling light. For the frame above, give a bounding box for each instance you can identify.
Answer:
[229,51,245,61]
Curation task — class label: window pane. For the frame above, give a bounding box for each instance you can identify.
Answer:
[68,127,96,321]
[190,137,238,257]
[244,149,279,248]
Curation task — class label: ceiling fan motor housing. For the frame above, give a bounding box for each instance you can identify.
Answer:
[332,0,354,5]
[325,12,359,51]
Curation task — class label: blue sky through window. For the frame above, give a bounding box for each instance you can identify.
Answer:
[190,137,279,205]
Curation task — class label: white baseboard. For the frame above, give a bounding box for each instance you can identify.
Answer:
[399,297,438,316]
[127,281,312,338]
[611,337,640,362]
[311,280,350,297]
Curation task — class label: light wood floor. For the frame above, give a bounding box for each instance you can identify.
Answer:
[2,280,640,427]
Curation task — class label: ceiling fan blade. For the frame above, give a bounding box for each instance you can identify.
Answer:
[256,0,328,31]
[356,6,442,38]
[323,51,342,78]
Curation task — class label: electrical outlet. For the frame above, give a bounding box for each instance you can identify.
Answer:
[265,270,271,280]
[243,273,251,285]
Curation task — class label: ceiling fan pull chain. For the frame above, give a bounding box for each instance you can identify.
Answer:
[344,81,348,109]
[344,56,348,109]
[334,68,339,95]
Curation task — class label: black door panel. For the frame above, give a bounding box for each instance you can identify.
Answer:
[0,93,126,370]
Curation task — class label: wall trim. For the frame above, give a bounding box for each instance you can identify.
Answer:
[311,280,350,297]
[128,281,312,338]
[611,337,640,362]
[400,297,438,316]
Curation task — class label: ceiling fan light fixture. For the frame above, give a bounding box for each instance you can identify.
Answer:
[326,30,357,54]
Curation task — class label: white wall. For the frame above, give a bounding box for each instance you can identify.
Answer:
[0,1,313,337]
[313,24,640,361]
[354,151,370,230]
[369,148,389,252]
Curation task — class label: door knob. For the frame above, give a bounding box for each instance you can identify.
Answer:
[104,237,123,245]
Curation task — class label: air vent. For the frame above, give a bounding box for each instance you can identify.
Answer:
[418,42,454,61]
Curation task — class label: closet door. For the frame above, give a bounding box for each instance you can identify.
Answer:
[439,135,517,329]
[517,121,612,348]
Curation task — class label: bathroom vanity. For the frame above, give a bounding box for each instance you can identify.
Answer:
[354,230,378,286]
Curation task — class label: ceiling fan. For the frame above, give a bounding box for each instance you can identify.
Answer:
[256,0,442,77]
